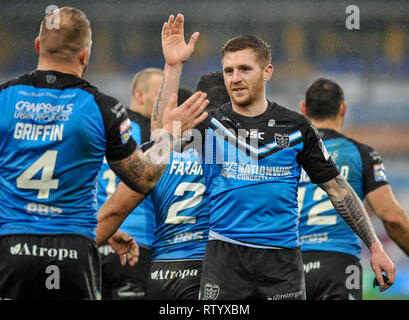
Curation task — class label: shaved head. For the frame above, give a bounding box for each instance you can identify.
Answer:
[38,7,92,63]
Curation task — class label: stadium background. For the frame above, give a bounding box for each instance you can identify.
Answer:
[0,0,408,299]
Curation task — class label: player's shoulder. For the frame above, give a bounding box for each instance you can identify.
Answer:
[0,72,35,92]
[333,131,382,162]
[268,101,311,128]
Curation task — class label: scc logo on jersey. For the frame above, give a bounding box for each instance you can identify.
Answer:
[119,118,132,144]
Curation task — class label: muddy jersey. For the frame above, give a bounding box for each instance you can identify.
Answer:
[97,110,155,247]
[298,129,388,259]
[0,70,136,239]
[150,148,209,261]
[193,101,339,249]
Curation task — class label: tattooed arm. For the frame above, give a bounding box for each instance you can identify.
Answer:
[151,13,200,132]
[319,174,396,291]
[110,93,208,195]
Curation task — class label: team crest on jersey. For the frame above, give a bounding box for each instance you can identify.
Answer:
[203,283,220,300]
[275,133,290,148]
[373,163,387,182]
[119,118,132,144]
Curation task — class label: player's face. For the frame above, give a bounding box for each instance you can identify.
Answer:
[222,49,266,108]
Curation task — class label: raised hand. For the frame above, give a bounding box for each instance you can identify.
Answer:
[161,91,209,138]
[162,13,200,66]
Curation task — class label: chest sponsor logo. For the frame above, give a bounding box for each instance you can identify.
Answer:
[220,161,293,181]
[9,243,78,260]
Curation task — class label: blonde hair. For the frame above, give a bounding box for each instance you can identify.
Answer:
[39,7,92,61]
[131,68,163,94]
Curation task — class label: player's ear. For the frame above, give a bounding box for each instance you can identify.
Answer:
[132,89,144,104]
[34,37,40,55]
[340,101,347,117]
[263,64,273,82]
[300,101,307,116]
[79,47,89,66]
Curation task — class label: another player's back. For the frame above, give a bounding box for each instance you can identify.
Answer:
[0,70,128,239]
[298,129,378,259]
[150,148,209,261]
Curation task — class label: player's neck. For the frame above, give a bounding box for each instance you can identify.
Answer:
[232,97,268,117]
[37,59,82,78]
[311,118,342,132]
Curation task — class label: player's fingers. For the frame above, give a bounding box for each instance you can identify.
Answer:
[191,99,209,120]
[174,13,184,34]
[192,111,208,128]
[120,254,126,266]
[187,92,208,114]
[374,267,385,287]
[162,22,169,38]
[386,265,396,285]
[168,15,174,26]
[187,32,200,52]
[177,91,203,112]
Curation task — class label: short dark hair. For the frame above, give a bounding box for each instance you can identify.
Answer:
[222,35,271,67]
[177,87,193,106]
[305,78,344,120]
[195,71,230,112]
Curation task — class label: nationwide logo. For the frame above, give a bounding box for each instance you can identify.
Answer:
[9,243,78,260]
[220,161,293,181]
[150,268,199,280]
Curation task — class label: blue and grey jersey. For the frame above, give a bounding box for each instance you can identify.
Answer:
[150,148,209,261]
[0,70,136,239]
[193,101,339,249]
[96,110,156,248]
[298,129,388,259]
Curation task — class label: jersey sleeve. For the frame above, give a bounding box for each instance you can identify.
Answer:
[357,144,389,196]
[298,120,340,184]
[93,91,137,161]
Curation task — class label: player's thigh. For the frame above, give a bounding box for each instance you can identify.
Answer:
[100,245,152,300]
[148,260,202,300]
[200,240,301,300]
[0,234,101,300]
[256,246,306,300]
[302,250,362,300]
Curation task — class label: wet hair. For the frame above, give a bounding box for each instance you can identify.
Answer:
[39,7,91,61]
[222,35,271,67]
[305,78,344,120]
[195,71,230,112]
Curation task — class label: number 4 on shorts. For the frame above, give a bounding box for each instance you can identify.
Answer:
[16,150,59,199]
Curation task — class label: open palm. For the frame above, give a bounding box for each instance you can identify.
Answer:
[162,14,199,65]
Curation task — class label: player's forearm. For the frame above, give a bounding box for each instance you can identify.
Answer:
[151,63,183,132]
[319,174,379,250]
[109,131,173,194]
[96,213,126,246]
[383,215,409,256]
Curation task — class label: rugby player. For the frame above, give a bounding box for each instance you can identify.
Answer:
[152,13,396,300]
[0,7,208,299]
[298,78,409,299]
